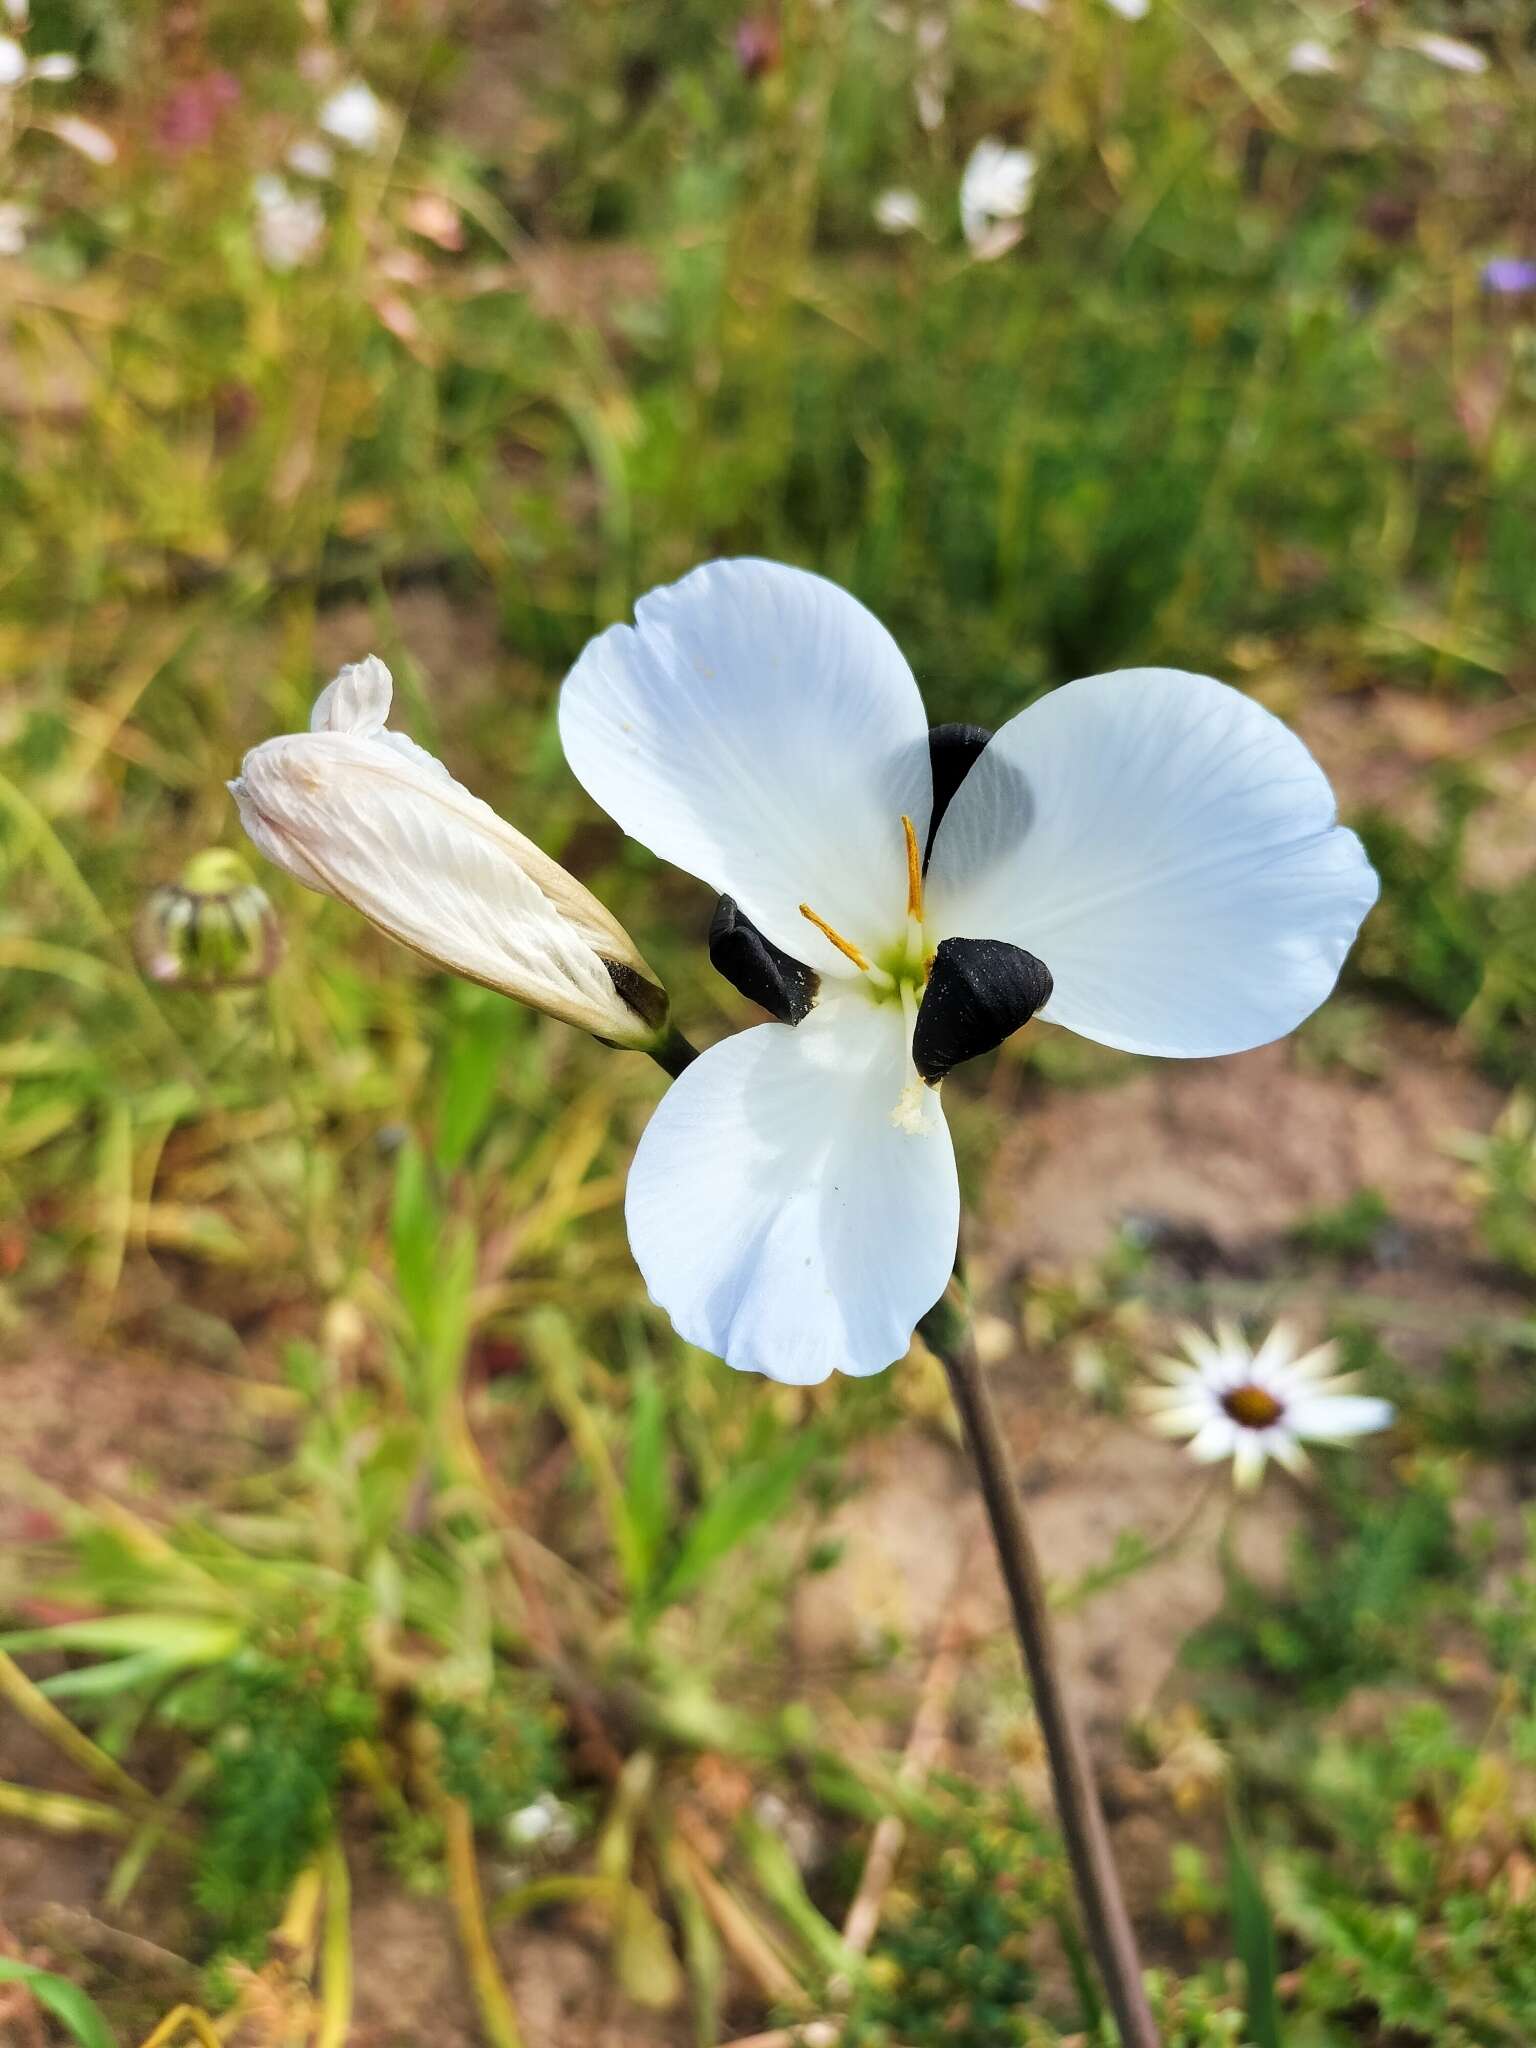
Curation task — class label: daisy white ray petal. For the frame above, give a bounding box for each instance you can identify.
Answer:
[1134,1319,1393,1488]
[559,559,932,978]
[959,138,1036,260]
[231,656,668,1048]
[925,666,1379,1057]
[624,994,959,1384]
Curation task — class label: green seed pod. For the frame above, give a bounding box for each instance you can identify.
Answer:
[137,849,282,989]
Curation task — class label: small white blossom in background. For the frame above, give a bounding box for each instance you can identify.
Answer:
[1287,39,1339,77]
[1407,31,1489,76]
[231,656,668,1050]
[913,11,949,132]
[502,1792,577,1855]
[960,138,1037,261]
[0,200,30,256]
[0,29,79,91]
[1010,0,1052,15]
[318,78,387,151]
[43,112,115,163]
[285,135,336,180]
[251,174,326,271]
[874,187,925,235]
[1135,1320,1394,1489]
[1104,0,1149,20]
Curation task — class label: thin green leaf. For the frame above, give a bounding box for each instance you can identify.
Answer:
[653,1433,823,1612]
[0,1960,116,2048]
[1227,1808,1282,2048]
[620,1364,670,1605]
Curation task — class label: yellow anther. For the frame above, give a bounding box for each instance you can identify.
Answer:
[799,902,873,972]
[901,814,924,922]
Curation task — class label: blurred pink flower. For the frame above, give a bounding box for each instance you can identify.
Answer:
[155,69,240,153]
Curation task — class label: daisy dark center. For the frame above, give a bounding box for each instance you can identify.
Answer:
[1221,1383,1286,1430]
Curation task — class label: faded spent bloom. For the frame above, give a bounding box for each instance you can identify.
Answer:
[1137,1319,1394,1488]
[560,560,1378,1386]
[231,656,668,1049]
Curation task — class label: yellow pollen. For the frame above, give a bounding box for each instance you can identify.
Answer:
[799,902,873,972]
[902,814,924,921]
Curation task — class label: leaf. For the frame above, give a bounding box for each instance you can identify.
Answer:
[1227,1808,1282,2048]
[436,997,509,1171]
[0,1960,116,2048]
[653,1432,823,1613]
[390,1139,439,1343]
[0,1614,240,1661]
[619,1364,670,1606]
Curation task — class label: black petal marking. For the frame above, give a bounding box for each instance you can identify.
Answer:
[709,896,820,1026]
[925,723,993,865]
[912,936,1052,1083]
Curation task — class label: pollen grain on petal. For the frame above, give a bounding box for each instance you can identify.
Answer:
[799,901,873,972]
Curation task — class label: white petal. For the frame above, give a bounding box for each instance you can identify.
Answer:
[559,560,932,975]
[926,668,1378,1057]
[1185,1417,1238,1463]
[31,51,78,80]
[1289,1395,1395,1441]
[0,35,24,85]
[231,730,661,1044]
[625,996,958,1384]
[1231,1436,1268,1489]
[318,79,387,150]
[310,654,394,735]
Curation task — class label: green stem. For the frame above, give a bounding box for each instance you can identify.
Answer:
[645,1025,700,1079]
[920,1279,1160,2048]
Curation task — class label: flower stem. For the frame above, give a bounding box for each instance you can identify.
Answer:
[920,1279,1160,2048]
[645,1024,700,1078]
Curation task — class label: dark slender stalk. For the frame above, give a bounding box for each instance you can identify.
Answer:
[920,1281,1160,2048]
[645,1024,700,1079]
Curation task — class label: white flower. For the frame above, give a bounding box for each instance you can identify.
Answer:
[1104,0,1149,18]
[318,79,387,151]
[231,656,668,1049]
[251,174,325,271]
[0,201,29,256]
[44,113,115,163]
[959,138,1036,260]
[874,187,925,235]
[1287,39,1338,77]
[559,561,1378,1386]
[1136,1320,1394,1487]
[0,31,78,88]
[285,136,336,180]
[1407,32,1488,75]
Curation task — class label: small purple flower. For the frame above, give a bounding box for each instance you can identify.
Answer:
[1482,258,1536,296]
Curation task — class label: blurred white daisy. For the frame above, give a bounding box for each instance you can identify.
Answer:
[1136,1320,1394,1489]
[318,78,386,151]
[959,138,1036,260]
[874,186,925,235]
[251,174,325,271]
[1407,32,1488,76]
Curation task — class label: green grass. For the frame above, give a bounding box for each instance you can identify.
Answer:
[3,1,1536,2043]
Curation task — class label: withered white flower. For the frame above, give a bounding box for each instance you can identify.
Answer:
[231,656,668,1049]
[561,561,1378,1386]
[1136,1320,1394,1488]
[959,138,1036,261]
